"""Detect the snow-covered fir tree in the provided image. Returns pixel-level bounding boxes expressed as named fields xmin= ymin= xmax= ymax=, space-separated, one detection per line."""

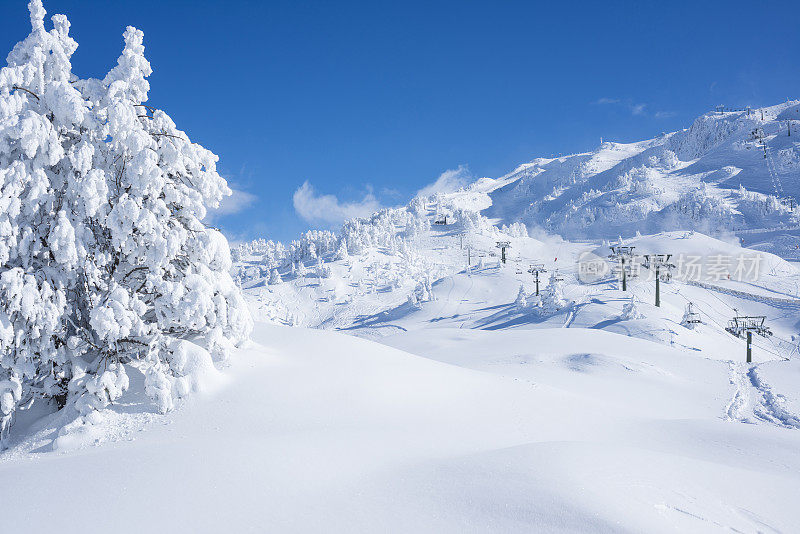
xmin=269 ymin=269 xmax=283 ymax=285
xmin=0 ymin=1 xmax=251 ymax=443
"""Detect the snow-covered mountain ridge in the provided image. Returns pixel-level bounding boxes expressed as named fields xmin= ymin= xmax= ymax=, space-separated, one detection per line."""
xmin=473 ymin=101 xmax=800 ymax=240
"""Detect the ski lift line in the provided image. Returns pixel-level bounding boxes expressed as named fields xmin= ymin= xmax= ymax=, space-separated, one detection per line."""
xmin=750 ymin=336 xmax=790 ymax=361
xmin=675 ymin=288 xmax=786 ymax=360
xmin=676 ymin=278 xmax=737 ymax=316
xmin=675 ymin=289 xmax=797 ymax=357
xmin=764 ymin=335 xmax=794 ymax=361
xmin=671 ymin=286 xmax=732 ymax=332
xmin=767 ymin=145 xmax=785 ymax=196
xmin=701 ymin=283 xmax=739 ymax=313
xmin=763 ymin=142 xmax=786 ymax=198
xmin=670 ymin=284 xmax=793 ymax=359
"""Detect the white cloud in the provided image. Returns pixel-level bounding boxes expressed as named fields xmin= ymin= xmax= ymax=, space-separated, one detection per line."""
xmin=595 ymin=97 xmax=620 ymax=105
xmin=417 ymin=165 xmax=471 ymax=197
xmin=655 ymin=111 xmax=676 ymax=119
xmin=206 ymin=187 xmax=257 ymax=222
xmin=293 ymin=181 xmax=383 ymax=225
xmin=630 ymin=103 xmax=646 ymax=116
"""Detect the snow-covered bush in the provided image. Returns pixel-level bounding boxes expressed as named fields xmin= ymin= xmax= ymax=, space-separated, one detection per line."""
xmin=0 ymin=1 xmax=251 ymax=444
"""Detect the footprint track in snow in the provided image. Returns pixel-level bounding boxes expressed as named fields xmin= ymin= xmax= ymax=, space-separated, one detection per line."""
xmin=725 ymin=362 xmax=800 ymax=429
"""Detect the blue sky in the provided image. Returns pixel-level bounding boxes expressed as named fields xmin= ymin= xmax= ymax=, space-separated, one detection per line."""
xmin=2 ymin=0 xmax=798 ymax=242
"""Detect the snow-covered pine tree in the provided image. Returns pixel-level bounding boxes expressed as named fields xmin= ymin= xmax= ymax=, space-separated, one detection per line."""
xmin=0 ymin=1 xmax=252 ymax=443
xmin=269 ymin=269 xmax=283 ymax=285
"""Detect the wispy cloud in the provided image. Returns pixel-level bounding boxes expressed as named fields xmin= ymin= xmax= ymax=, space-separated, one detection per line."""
xmin=630 ymin=103 xmax=646 ymax=116
xmin=595 ymin=97 xmax=620 ymax=105
xmin=417 ymin=165 xmax=471 ymax=197
xmin=205 ymin=185 xmax=258 ymax=223
xmin=593 ymin=97 xmax=671 ymax=118
xmin=293 ymin=181 xmax=383 ymax=225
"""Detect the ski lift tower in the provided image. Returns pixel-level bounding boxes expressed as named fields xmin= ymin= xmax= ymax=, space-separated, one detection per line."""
xmin=608 ymin=245 xmax=638 ymax=291
xmin=726 ymin=311 xmax=772 ymax=363
xmin=643 ymin=254 xmax=675 ymax=307
xmin=527 ymin=263 xmax=547 ymax=296
xmin=496 ymin=241 xmax=511 ymax=264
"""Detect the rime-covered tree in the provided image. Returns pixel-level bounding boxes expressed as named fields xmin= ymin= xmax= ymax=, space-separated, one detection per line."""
xmin=0 ymin=1 xmax=251 ymax=443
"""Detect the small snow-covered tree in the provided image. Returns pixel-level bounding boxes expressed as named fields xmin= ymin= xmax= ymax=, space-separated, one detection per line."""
xmin=621 ymin=295 xmax=645 ymax=320
xmin=541 ymin=273 xmax=567 ymax=311
xmin=316 ymin=259 xmax=331 ymax=279
xmin=514 ymin=284 xmax=527 ymax=309
xmin=335 ymin=240 xmax=349 ymax=261
xmin=408 ymin=196 xmax=426 ymax=217
xmin=269 ymin=269 xmax=283 ymax=285
xmin=0 ymin=1 xmax=252 ymax=443
xmin=408 ymin=275 xmax=434 ymax=308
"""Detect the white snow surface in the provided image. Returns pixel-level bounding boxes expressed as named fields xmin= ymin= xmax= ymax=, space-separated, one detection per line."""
xmin=2 ymin=323 xmax=800 ymax=533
